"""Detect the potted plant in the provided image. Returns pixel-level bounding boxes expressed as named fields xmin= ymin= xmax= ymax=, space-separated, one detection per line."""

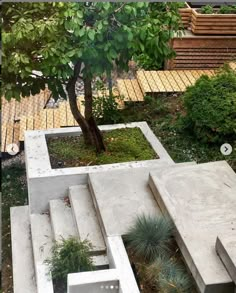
xmin=191 ymin=4 xmax=236 ymax=35
xmin=178 ymin=2 xmax=192 ymax=29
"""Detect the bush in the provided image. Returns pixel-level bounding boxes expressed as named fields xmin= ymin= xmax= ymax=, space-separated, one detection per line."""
xmin=45 ymin=237 xmax=94 ymax=284
xmin=146 ymin=254 xmax=193 ymax=292
xmin=182 ymin=67 xmax=236 ymax=143
xmin=124 ymin=214 xmax=173 ymax=262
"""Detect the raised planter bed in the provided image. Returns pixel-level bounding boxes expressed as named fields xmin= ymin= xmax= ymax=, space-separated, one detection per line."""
xmin=178 ymin=2 xmax=192 ymax=29
xmin=191 ymin=8 xmax=236 ymax=35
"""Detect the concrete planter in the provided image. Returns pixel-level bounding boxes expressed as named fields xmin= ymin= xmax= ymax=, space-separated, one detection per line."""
xmin=191 ymin=8 xmax=236 ymax=35
xmin=25 ymin=122 xmax=173 ymax=213
xmin=179 ymin=2 xmax=192 ymax=29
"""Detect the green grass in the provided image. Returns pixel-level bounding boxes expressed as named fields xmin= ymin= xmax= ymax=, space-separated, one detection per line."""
xmin=119 ymin=95 xmax=236 ymax=171
xmin=2 ymin=163 xmax=28 ymax=293
xmin=47 ymin=127 xmax=158 ymax=168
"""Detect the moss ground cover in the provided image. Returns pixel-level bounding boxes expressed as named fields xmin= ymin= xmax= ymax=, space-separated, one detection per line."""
xmin=47 ymin=127 xmax=158 ymax=168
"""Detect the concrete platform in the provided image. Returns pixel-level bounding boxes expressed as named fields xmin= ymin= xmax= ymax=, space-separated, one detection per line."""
xmin=149 ymin=161 xmax=236 ymax=293
xmin=49 ymin=199 xmax=78 ymax=242
xmin=10 ymin=206 xmax=37 ymax=293
xmin=88 ymin=162 xmax=194 ymax=237
xmin=69 ymin=185 xmax=106 ymax=255
xmin=216 ymin=233 xmax=236 ymax=284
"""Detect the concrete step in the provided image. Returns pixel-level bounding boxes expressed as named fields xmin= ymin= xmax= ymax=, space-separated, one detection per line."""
xmin=69 ymin=185 xmax=106 ymax=255
xmin=216 ymin=234 xmax=236 ymax=284
xmin=30 ymin=213 xmax=53 ymax=266
xmin=92 ymin=254 xmax=109 ymax=270
xmin=88 ymin=162 xmax=194 ymax=237
xmin=148 ymin=161 xmax=235 ymax=293
xmin=49 ymin=199 xmax=78 ymax=242
xmin=10 ymin=206 xmax=37 ymax=293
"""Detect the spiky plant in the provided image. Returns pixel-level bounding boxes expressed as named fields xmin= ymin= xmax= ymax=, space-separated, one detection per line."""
xmin=145 ymin=254 xmax=193 ymax=292
xmin=124 ymin=214 xmax=173 ymax=262
xmin=45 ymin=237 xmax=94 ymax=284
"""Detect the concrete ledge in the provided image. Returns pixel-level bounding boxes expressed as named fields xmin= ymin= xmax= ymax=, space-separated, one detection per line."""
xmin=36 ymin=263 xmax=53 ymax=293
xmin=216 ymin=234 xmax=236 ymax=284
xmin=25 ymin=122 xmax=173 ymax=213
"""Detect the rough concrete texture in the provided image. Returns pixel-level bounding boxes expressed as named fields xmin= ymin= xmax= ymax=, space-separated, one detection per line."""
xmin=69 ymin=185 xmax=106 ymax=254
xmin=49 ymin=199 xmax=78 ymax=242
xmin=149 ymin=161 xmax=236 ymax=293
xmin=67 ymin=269 xmax=119 ymax=293
xmin=88 ymin=162 xmax=193 ymax=237
xmin=25 ymin=122 xmax=173 ymax=213
xmin=216 ymin=234 xmax=236 ymax=284
xmin=92 ymin=255 xmax=109 ymax=270
xmin=10 ymin=206 xmax=37 ymax=293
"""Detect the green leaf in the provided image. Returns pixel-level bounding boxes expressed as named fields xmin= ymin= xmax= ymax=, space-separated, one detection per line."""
xmin=88 ymin=30 xmax=95 ymax=41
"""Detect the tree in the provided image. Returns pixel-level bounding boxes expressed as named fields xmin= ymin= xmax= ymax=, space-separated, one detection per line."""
xmin=2 ymin=2 xmax=181 ymax=152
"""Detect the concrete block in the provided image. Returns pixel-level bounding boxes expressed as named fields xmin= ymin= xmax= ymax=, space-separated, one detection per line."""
xmin=69 ymin=185 xmax=106 ymax=255
xmin=149 ymin=161 xmax=236 ymax=293
xmin=67 ymin=269 xmax=119 ymax=293
xmin=49 ymin=199 xmax=78 ymax=242
xmin=25 ymin=122 xmax=173 ymax=213
xmin=10 ymin=206 xmax=37 ymax=293
xmin=216 ymin=234 xmax=236 ymax=284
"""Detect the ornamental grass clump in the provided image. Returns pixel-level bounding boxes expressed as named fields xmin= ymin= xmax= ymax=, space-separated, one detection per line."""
xmin=124 ymin=214 xmax=173 ymax=262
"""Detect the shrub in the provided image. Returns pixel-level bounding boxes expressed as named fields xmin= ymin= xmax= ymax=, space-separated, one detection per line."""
xmin=200 ymin=5 xmax=214 ymax=14
xmin=146 ymin=254 xmax=193 ymax=292
xmin=124 ymin=214 xmax=173 ymax=262
xmin=182 ymin=67 xmax=236 ymax=144
xmin=45 ymin=237 xmax=94 ymax=284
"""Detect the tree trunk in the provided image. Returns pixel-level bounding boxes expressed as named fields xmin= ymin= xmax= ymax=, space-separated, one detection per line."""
xmin=84 ymin=76 xmax=106 ymax=152
xmin=67 ymin=61 xmax=106 ymax=153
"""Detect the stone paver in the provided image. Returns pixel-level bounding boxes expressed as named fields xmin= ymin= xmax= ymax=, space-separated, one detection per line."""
xmin=149 ymin=161 xmax=236 ymax=293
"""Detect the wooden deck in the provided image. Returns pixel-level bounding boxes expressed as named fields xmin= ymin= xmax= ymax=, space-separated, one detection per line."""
xmin=1 ymin=68 xmax=219 ymax=154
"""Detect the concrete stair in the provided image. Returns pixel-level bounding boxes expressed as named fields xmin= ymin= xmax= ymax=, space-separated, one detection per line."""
xmin=10 ymin=206 xmax=37 ymax=293
xmin=69 ymin=185 xmax=106 ymax=255
xmin=49 ymin=199 xmax=78 ymax=242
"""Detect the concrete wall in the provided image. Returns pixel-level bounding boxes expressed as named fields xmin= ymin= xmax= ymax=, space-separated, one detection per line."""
xmin=25 ymin=122 xmax=173 ymax=213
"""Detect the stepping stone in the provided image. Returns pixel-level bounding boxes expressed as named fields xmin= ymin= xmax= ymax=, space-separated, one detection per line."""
xmin=49 ymin=199 xmax=78 ymax=242
xmin=69 ymin=185 xmax=106 ymax=255
xmin=149 ymin=161 xmax=236 ymax=293
xmin=216 ymin=233 xmax=236 ymax=284
xmin=11 ymin=206 xmax=37 ymax=293
xmin=88 ymin=162 xmax=193 ymax=237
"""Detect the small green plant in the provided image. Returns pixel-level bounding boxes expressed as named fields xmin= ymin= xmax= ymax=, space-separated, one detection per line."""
xmin=200 ymin=5 xmax=214 ymax=14
xmin=182 ymin=67 xmax=236 ymax=144
xmin=92 ymin=79 xmax=123 ymax=124
xmin=146 ymin=254 xmax=193 ymax=292
xmin=45 ymin=238 xmax=94 ymax=285
xmin=218 ymin=5 xmax=234 ymax=14
xmin=177 ymin=2 xmax=187 ymax=9
xmin=124 ymin=214 xmax=173 ymax=262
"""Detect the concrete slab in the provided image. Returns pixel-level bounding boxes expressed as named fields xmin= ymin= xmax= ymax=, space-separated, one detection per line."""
xmin=49 ymin=199 xmax=78 ymax=242
xmin=149 ymin=161 xmax=236 ymax=293
xmin=216 ymin=233 xmax=236 ymax=284
xmin=24 ymin=122 xmax=174 ymax=213
xmin=10 ymin=206 xmax=37 ymax=293
xmin=88 ymin=162 xmax=193 ymax=237
xmin=69 ymin=185 xmax=106 ymax=254
xmin=30 ymin=214 xmax=53 ymax=265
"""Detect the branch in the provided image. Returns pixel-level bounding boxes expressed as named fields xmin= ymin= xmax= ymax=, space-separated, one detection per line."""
xmin=114 ymin=3 xmax=126 ymax=13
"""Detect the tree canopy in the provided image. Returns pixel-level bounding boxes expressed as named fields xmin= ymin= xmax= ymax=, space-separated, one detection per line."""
xmin=2 ymin=2 xmax=181 ymax=100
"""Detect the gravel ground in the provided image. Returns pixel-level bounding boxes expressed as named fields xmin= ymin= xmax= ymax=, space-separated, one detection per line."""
xmin=2 ymin=151 xmax=25 ymax=168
